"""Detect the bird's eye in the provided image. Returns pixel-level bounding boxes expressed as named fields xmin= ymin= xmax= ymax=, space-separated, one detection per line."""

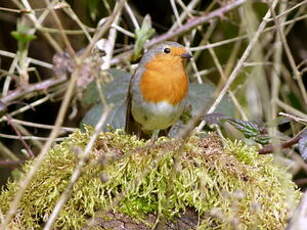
xmin=163 ymin=47 xmax=171 ymax=53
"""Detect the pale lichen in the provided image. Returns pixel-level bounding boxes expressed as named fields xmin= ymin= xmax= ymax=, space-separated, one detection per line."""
xmin=0 ymin=128 xmax=301 ymax=229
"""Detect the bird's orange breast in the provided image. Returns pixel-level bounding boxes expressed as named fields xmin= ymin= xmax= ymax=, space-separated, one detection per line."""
xmin=140 ymin=54 xmax=189 ymax=105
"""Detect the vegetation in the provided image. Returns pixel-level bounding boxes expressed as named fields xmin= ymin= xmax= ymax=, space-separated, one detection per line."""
xmin=0 ymin=0 xmax=306 ymax=229
xmin=0 ymin=129 xmax=300 ymax=229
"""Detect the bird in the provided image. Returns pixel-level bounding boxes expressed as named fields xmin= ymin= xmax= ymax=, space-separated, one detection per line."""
xmin=125 ymin=41 xmax=191 ymax=139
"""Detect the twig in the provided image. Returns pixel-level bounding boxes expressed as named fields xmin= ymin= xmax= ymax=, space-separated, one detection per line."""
xmin=278 ymin=112 xmax=307 ymax=123
xmin=13 ymin=0 xmax=62 ymax=53
xmin=0 ymin=141 xmax=19 ymax=161
xmin=270 ymin=1 xmax=287 ymax=137
xmin=0 ymin=50 xmax=53 ymax=69
xmin=258 ymin=128 xmax=305 ymax=154
xmin=186 ymin=19 xmax=217 ymax=73
xmin=175 ymin=0 xmax=194 ymax=18
xmin=0 ymin=160 xmax=25 ymax=167
xmin=207 ymin=41 xmax=248 ymax=120
xmin=0 ymin=93 xmax=58 ymax=123
xmin=277 ymin=99 xmax=307 ymax=121
xmin=80 ymin=0 xmax=126 ymax=60
xmin=0 ymin=76 xmax=66 ymax=111
xmin=112 ymin=24 xmax=135 ymax=38
xmin=0 ymin=7 xmax=25 ymax=13
xmin=63 ymin=7 xmax=92 ymax=42
xmin=42 ymin=0 xmax=75 ymax=56
xmin=0 ymin=133 xmax=65 ymax=141
xmin=279 ymin=112 xmax=307 ymax=124
xmin=2 ymin=117 xmax=76 ymax=132
xmin=169 ymin=0 xmax=200 ymax=31
xmin=3 ymin=51 xmax=18 ymax=96
xmin=5 ymin=116 xmax=34 ymax=158
xmin=268 ymin=0 xmax=307 ymax=21
xmin=170 ymin=0 xmax=202 ymax=85
xmin=100 ymin=9 xmax=122 ymax=70
xmin=9 ymin=121 xmax=44 ymax=149
xmin=124 ymin=2 xmax=140 ymax=30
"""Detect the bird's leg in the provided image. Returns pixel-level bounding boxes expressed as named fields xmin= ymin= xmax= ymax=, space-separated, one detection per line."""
xmin=150 ymin=130 xmax=160 ymax=142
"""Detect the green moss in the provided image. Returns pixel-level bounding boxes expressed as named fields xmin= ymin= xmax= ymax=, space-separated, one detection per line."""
xmin=0 ymin=129 xmax=300 ymax=229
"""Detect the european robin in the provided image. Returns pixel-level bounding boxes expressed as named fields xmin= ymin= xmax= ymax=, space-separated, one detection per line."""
xmin=125 ymin=41 xmax=191 ymax=139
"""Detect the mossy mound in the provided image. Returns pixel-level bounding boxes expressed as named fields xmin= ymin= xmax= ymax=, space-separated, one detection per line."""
xmin=0 ymin=128 xmax=300 ymax=229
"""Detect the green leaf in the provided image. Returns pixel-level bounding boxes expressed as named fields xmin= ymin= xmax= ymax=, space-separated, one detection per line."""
xmin=81 ymin=69 xmax=130 ymax=129
xmin=227 ymin=119 xmax=270 ymax=145
xmin=82 ymin=69 xmax=131 ymax=106
xmin=132 ymin=15 xmax=155 ymax=61
xmin=82 ymin=102 xmax=126 ymax=130
xmin=11 ymin=24 xmax=36 ymax=51
xmin=187 ymin=83 xmax=235 ymax=117
xmin=87 ymin=0 xmax=101 ymax=21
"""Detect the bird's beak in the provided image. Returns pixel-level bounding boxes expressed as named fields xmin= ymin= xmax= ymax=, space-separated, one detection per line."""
xmin=181 ymin=52 xmax=192 ymax=59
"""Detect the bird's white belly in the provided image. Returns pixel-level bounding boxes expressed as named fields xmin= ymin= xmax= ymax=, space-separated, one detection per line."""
xmin=132 ymin=101 xmax=183 ymax=131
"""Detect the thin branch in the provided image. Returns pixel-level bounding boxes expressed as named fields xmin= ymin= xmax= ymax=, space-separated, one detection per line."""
xmin=190 ymin=13 xmax=307 ymax=52
xmin=0 ymin=76 xmax=66 ymax=110
xmin=206 ymin=41 xmax=248 ymax=120
xmin=0 ymin=160 xmax=25 ymax=167
xmin=0 ymin=93 xmax=58 ymax=123
xmin=100 ymin=9 xmax=122 ymax=70
xmin=0 ymin=141 xmax=19 ymax=161
xmin=277 ymin=99 xmax=307 ymax=121
xmin=42 ymin=0 xmax=75 ymax=56
xmin=279 ymin=112 xmax=307 ymax=124
xmin=2 ymin=117 xmax=76 ymax=132
xmin=268 ymin=0 xmax=307 ymax=21
xmin=124 ymin=2 xmax=140 ymax=30
xmin=0 ymin=50 xmax=53 ymax=69
xmin=258 ymin=128 xmax=305 ymax=154
xmin=270 ymin=1 xmax=287 ymax=137
xmin=5 ymin=116 xmax=34 ymax=158
xmin=0 ymin=133 xmax=65 ymax=141
xmin=169 ymin=0 xmax=200 ymax=31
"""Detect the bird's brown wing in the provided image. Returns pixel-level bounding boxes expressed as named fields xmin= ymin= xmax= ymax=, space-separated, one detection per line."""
xmin=125 ymin=73 xmax=144 ymax=138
